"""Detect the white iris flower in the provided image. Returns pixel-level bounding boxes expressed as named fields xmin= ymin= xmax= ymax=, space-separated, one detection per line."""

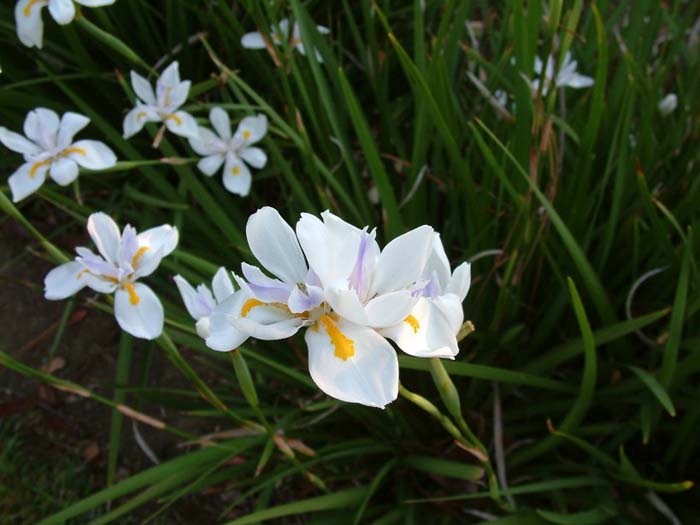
xmin=188 ymin=108 xmax=268 ymax=197
xmin=174 ymin=268 xmax=235 ymax=339
xmin=204 ymin=207 xmax=471 ymax=409
xmin=241 ymin=18 xmax=330 ymax=62
xmin=15 ymin=0 xmax=116 ymax=49
xmin=123 ymin=62 xmax=199 ymax=141
xmin=44 ymin=212 xmax=179 ymax=340
xmin=528 ymin=52 xmax=594 ymax=96
xmin=0 ymin=107 xmax=117 ymax=202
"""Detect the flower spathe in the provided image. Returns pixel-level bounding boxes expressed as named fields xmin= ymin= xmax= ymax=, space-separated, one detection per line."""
xmin=15 ymin=0 xmax=116 ymax=49
xmin=123 ymin=62 xmax=199 ymax=140
xmin=174 ymin=267 xmax=235 ymax=338
xmin=241 ymin=18 xmax=330 ymax=62
xmin=44 ymin=212 xmax=179 ymax=340
xmin=0 ymin=107 xmax=117 ymax=202
xmin=528 ymin=52 xmax=593 ymax=96
xmin=204 ymin=207 xmax=471 ymax=408
xmin=188 ymin=108 xmax=268 ymax=197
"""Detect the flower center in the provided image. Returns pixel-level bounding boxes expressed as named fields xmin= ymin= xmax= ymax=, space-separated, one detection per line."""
xmin=23 ymin=0 xmax=46 ymax=16
xmin=242 ymin=130 xmax=251 ymax=140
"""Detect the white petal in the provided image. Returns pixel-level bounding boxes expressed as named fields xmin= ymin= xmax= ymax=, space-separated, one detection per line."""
xmin=241 ymin=31 xmax=267 ymax=49
xmin=239 ymin=147 xmax=267 ymax=169
xmin=188 ymin=126 xmax=221 ymax=156
xmin=246 ymin=207 xmax=307 ymax=284
xmin=195 ymin=317 xmax=211 ymax=338
xmin=317 ymin=25 xmax=331 ymax=34
xmin=44 ymin=261 xmax=87 ymax=300
xmin=122 ymin=106 xmax=159 ymax=139
xmin=157 ymin=61 xmax=180 ymax=92
xmin=167 ymin=81 xmax=190 ymax=110
xmin=234 ymin=114 xmax=267 ymax=145
xmin=381 ymin=297 xmax=458 ymax=359
xmin=446 ymin=262 xmax=471 ymax=302
xmin=197 ymin=154 xmax=225 ymax=176
xmin=364 ymin=290 xmax=414 ymax=328
xmin=206 ymin=294 xmax=249 ymax=351
xmin=296 ymin=211 xmax=361 ymax=289
xmin=137 ymin=224 xmax=179 ymax=257
xmin=87 ymin=212 xmax=121 ymax=264
xmin=24 ymin=108 xmax=59 ymax=150
xmin=75 ymin=0 xmax=117 ymax=7
xmin=0 ymin=127 xmax=41 ymax=155
xmin=241 ymin=262 xmax=292 ymax=303
xmin=563 ymin=73 xmax=594 ymax=89
xmin=164 ymin=111 xmax=199 ymax=139
xmin=325 ymin=287 xmax=368 ymax=326
xmin=49 ymin=157 xmax=79 ymax=186
xmin=48 ymin=0 xmax=76 ymax=24
xmin=222 ymin=156 xmax=252 ymax=196
xmin=114 ymin=283 xmax=164 ymax=340
xmin=287 ymin=284 xmax=324 ymax=314
xmin=174 ymin=275 xmax=209 ymax=320
xmin=305 ymin=320 xmax=398 ymax=408
xmin=66 ymin=140 xmax=117 ymax=170
xmin=130 ymin=71 xmax=156 ymax=105
xmin=56 ymin=112 xmax=90 ymax=149
xmin=211 ymin=267 xmax=235 ymax=303
xmin=209 ymin=107 xmax=231 ymax=140
xmin=15 ymin=0 xmax=45 ymax=48
xmin=433 ymin=294 xmax=465 ymax=334
xmin=370 ymin=225 xmax=434 ymax=295
xmin=8 ymin=162 xmax=46 ymax=202
xmin=423 ymin=233 xmax=451 ymax=289
xmin=83 ymin=273 xmax=118 ymax=294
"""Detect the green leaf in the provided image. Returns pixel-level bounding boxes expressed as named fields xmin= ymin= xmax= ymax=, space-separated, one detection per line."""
xmin=536 ymin=507 xmax=612 ymax=525
xmin=627 ymin=366 xmax=676 ymax=416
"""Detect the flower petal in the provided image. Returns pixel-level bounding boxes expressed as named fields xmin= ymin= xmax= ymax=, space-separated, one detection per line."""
xmin=8 ymin=162 xmax=46 ymax=202
xmin=49 ymin=157 xmax=79 ymax=186
xmin=15 ymin=0 xmax=45 ymax=48
xmin=288 ymin=284 xmax=324 ymax=314
xmin=241 ymin=262 xmax=292 ymax=303
xmin=0 ymin=127 xmax=41 ymax=156
xmin=137 ymin=224 xmax=179 ymax=257
xmin=234 ymin=114 xmax=267 ymax=145
xmin=433 ymin=294 xmax=465 ymax=334
xmin=24 ymin=107 xmax=59 ymax=150
xmin=325 ymin=287 xmax=368 ymax=326
xmin=87 ymin=212 xmax=121 ymax=264
xmin=370 ymin=225 xmax=434 ymax=296
xmin=66 ymin=140 xmax=117 ymax=170
xmin=48 ymin=0 xmax=76 ymax=24
xmin=164 ymin=111 xmax=199 ymax=139
xmin=239 ymin=146 xmax=267 ymax=169
xmin=156 ymin=62 xmax=181 ymax=99
xmin=246 ymin=207 xmax=307 ymax=284
xmin=446 ymin=262 xmax=471 ymax=302
xmin=364 ymin=290 xmax=414 ymax=328
xmin=75 ymin=0 xmax=117 ymax=8
xmin=222 ymin=156 xmax=252 ymax=196
xmin=44 ymin=261 xmax=87 ymax=300
xmin=381 ymin=297 xmax=459 ymax=359
xmin=188 ymin=126 xmax=221 ymax=156
xmin=196 ymin=154 xmax=225 ymax=176
xmin=423 ymin=233 xmax=451 ymax=290
xmin=563 ymin=73 xmax=594 ymax=89
xmin=241 ymin=31 xmax=266 ymax=49
xmin=130 ymin=71 xmax=156 ymax=105
xmin=211 ymin=267 xmax=235 ymax=303
xmin=114 ymin=283 xmax=164 ymax=340
xmin=56 ymin=112 xmax=90 ymax=150
xmin=123 ymin=106 xmax=159 ymax=139
xmin=167 ymin=81 xmax=190 ymax=110
xmin=174 ymin=275 xmax=211 ymax=320
xmin=305 ymin=320 xmax=398 ymax=408
xmin=206 ymin=294 xmax=249 ymax=351
xmin=209 ymin=107 xmax=231 ymax=140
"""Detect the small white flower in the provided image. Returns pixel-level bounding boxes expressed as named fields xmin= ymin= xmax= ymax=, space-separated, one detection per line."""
xmin=44 ymin=212 xmax=179 ymax=340
xmin=241 ymin=18 xmax=330 ymax=62
xmin=15 ymin=0 xmax=116 ymax=49
xmin=188 ymin=108 xmax=268 ymax=197
xmin=123 ymin=62 xmax=199 ymax=141
xmin=528 ymin=52 xmax=593 ymax=96
xmin=204 ymin=207 xmax=468 ymax=409
xmin=658 ymin=94 xmax=678 ymax=117
xmin=174 ymin=268 xmax=235 ymax=338
xmin=0 ymin=107 xmax=117 ymax=202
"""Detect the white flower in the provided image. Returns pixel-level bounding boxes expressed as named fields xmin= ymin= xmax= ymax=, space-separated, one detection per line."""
xmin=44 ymin=212 xmax=178 ymax=340
xmin=123 ymin=62 xmax=199 ymax=140
xmin=241 ymin=18 xmax=330 ymax=62
xmin=528 ymin=52 xmax=593 ymax=96
xmin=205 ymin=207 xmax=467 ymax=409
xmin=381 ymin=233 xmax=471 ymax=359
xmin=0 ymin=107 xmax=117 ymax=202
xmin=658 ymin=94 xmax=678 ymax=117
xmin=174 ymin=267 xmax=235 ymax=338
xmin=188 ymin=108 xmax=268 ymax=197
xmin=15 ymin=0 xmax=116 ymax=49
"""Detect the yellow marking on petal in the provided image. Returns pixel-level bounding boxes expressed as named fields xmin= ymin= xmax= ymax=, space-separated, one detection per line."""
xmin=319 ymin=314 xmax=355 ymax=361
xmin=404 ymin=315 xmax=420 ymax=333
xmin=29 ymin=159 xmax=51 ymax=178
xmin=76 ymin=269 xmax=89 ymax=279
xmin=59 ymin=147 xmax=87 ymax=158
xmin=164 ymin=86 xmax=172 ymax=107
xmin=131 ymin=246 xmax=149 ymax=268
xmin=242 ymin=130 xmax=251 ymax=140
xmin=136 ymin=111 xmax=147 ymax=121
xmin=241 ymin=298 xmax=264 ymax=317
xmin=124 ymin=282 xmax=140 ymax=305
xmin=105 ymin=276 xmax=120 ymax=284
xmin=232 ymin=165 xmax=241 ymax=176
xmin=163 ymin=113 xmax=183 ymax=126
xmin=240 ymin=298 xmax=305 ymax=318
xmin=24 ymin=0 xmax=46 ymax=16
